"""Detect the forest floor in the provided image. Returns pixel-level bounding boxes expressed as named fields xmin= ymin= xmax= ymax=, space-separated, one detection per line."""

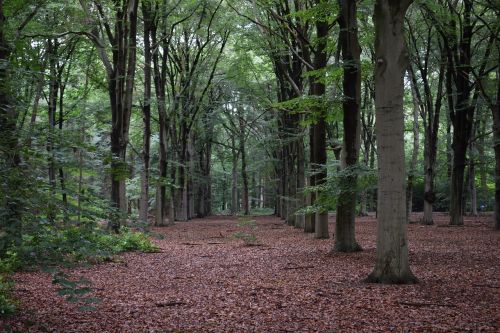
xmin=1 ymin=213 xmax=499 ymax=333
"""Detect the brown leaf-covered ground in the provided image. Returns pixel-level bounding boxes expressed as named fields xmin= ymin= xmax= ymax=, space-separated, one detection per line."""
xmin=2 ymin=213 xmax=499 ymax=332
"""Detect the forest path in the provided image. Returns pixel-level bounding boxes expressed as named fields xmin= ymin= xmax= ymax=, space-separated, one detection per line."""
xmin=3 ymin=214 xmax=499 ymax=332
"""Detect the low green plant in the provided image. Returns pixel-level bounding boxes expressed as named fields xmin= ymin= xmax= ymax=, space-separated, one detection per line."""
xmin=233 ymin=219 xmax=259 ymax=246
xmin=0 ymin=251 xmax=19 ymax=316
xmin=51 ymin=270 xmax=100 ymax=312
xmin=0 ymin=222 xmax=159 ymax=316
xmin=0 ymin=275 xmax=16 ymax=316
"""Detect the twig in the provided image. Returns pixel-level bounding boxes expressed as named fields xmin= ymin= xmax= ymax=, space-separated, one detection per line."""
xmin=282 ymin=265 xmax=315 ymax=270
xmin=155 ymin=301 xmax=186 ymax=307
xmin=398 ymin=301 xmax=456 ymax=308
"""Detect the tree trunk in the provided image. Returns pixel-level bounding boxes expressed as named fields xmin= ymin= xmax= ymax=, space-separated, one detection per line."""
xmin=366 ymin=0 xmax=417 ymax=284
xmin=139 ymin=1 xmax=152 ymax=224
xmin=47 ymin=38 xmax=58 ymax=223
xmin=58 ymin=67 xmax=69 ymax=222
xmin=231 ymin=136 xmax=238 ymax=215
xmin=314 ymin=118 xmax=329 ymax=239
xmin=238 ymin=107 xmax=250 ymax=215
xmin=477 ymin=116 xmax=487 ymax=206
xmin=406 ymin=78 xmax=420 ymax=223
xmin=100 ymin=0 xmax=139 ymax=231
xmin=295 ymin=135 xmax=305 ymax=228
xmin=334 ymin=0 xmax=362 ymax=252
xmin=468 ymin=157 xmax=477 ymax=216
xmin=304 ymin=138 xmax=315 ymax=233
xmin=311 ymin=10 xmax=329 ymax=239
xmin=0 ymin=1 xmax=22 ymax=251
xmin=493 ymin=67 xmax=500 ymax=230
xmin=448 ymin=0 xmax=474 ymax=226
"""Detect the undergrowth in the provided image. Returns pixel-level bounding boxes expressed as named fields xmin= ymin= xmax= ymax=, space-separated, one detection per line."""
xmin=0 ymin=223 xmax=159 ymax=316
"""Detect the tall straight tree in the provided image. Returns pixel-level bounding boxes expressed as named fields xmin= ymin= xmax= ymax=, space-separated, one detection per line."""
xmin=423 ymin=0 xmax=495 ymax=225
xmin=139 ymin=0 xmax=153 ymax=224
xmin=80 ymin=0 xmax=139 ymax=231
xmin=366 ymin=0 xmax=417 ymax=284
xmin=333 ymin=0 xmax=362 ymax=252
xmin=406 ymin=11 xmax=445 ymax=225
xmin=494 ymin=68 xmax=500 ymax=230
xmin=311 ymin=0 xmax=329 ymax=239
xmin=0 ymin=0 xmax=21 ymax=250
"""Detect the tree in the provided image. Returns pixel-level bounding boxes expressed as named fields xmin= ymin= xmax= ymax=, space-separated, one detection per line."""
xmin=366 ymin=0 xmax=417 ymax=284
xmin=406 ymin=8 xmax=445 ymax=225
xmin=0 ymin=0 xmax=21 ymax=251
xmin=333 ymin=0 xmax=362 ymax=252
xmin=138 ymin=0 xmax=153 ymax=224
xmin=310 ymin=0 xmax=330 ymax=239
xmin=80 ymin=0 xmax=140 ymax=231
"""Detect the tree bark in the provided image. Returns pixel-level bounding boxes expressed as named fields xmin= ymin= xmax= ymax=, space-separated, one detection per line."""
xmin=311 ymin=7 xmax=329 ymax=239
xmin=366 ymin=0 xmax=417 ymax=284
xmin=231 ymin=136 xmax=239 ymax=215
xmin=447 ymin=0 xmax=474 ymax=226
xmin=139 ymin=1 xmax=153 ymax=224
xmin=47 ymin=38 xmax=58 ymax=223
xmin=334 ymin=0 xmax=362 ymax=252
xmin=238 ymin=107 xmax=250 ymax=215
xmin=406 ymin=77 xmax=420 ymax=223
xmin=81 ymin=0 xmax=140 ymax=231
xmin=295 ymin=135 xmax=305 ymax=228
xmin=0 ymin=1 xmax=22 ymax=251
xmin=493 ymin=68 xmax=500 ymax=230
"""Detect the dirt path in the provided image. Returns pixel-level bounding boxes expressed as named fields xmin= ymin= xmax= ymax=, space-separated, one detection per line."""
xmin=2 ymin=214 xmax=499 ymax=332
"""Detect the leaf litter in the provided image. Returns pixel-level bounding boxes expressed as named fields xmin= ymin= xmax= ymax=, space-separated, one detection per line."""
xmin=1 ymin=213 xmax=498 ymax=332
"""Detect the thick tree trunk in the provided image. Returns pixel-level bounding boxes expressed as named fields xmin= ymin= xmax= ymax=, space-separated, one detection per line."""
xmin=448 ymin=0 xmax=474 ymax=226
xmin=366 ymin=0 xmax=417 ymax=284
xmin=0 ymin=2 xmax=22 ymax=250
xmin=106 ymin=0 xmax=139 ymax=231
xmin=334 ymin=0 xmax=362 ymax=252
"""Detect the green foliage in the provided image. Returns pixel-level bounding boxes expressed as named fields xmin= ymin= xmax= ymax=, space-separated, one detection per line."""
xmin=0 ymin=275 xmax=16 ymax=316
xmin=51 ymin=270 xmax=100 ymax=312
xmin=0 ymin=251 xmax=18 ymax=316
xmin=0 ymin=222 xmax=158 ymax=316
xmin=299 ymin=161 xmax=377 ymax=214
xmin=233 ymin=219 xmax=259 ymax=246
xmin=273 ymin=95 xmax=342 ymax=126
xmin=10 ymin=224 xmax=158 ymax=267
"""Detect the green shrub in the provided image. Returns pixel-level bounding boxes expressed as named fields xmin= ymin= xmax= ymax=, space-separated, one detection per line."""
xmin=0 ymin=252 xmax=18 ymax=316
xmin=0 ymin=275 xmax=16 ymax=316
xmin=234 ymin=219 xmax=260 ymax=246
xmin=11 ymin=223 xmax=158 ymax=267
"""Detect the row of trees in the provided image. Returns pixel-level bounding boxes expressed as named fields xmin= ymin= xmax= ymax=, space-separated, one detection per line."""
xmin=0 ymin=0 xmax=498 ymax=284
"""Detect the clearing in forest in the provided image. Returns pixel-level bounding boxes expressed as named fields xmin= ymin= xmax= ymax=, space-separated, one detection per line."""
xmin=2 ymin=214 xmax=498 ymax=332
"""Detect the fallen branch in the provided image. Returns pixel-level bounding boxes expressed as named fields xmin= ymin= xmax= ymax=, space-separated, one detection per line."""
xmin=282 ymin=265 xmax=315 ymax=270
xmin=155 ymin=301 xmax=186 ymax=307
xmin=472 ymin=284 xmax=500 ymax=289
xmin=398 ymin=301 xmax=456 ymax=308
